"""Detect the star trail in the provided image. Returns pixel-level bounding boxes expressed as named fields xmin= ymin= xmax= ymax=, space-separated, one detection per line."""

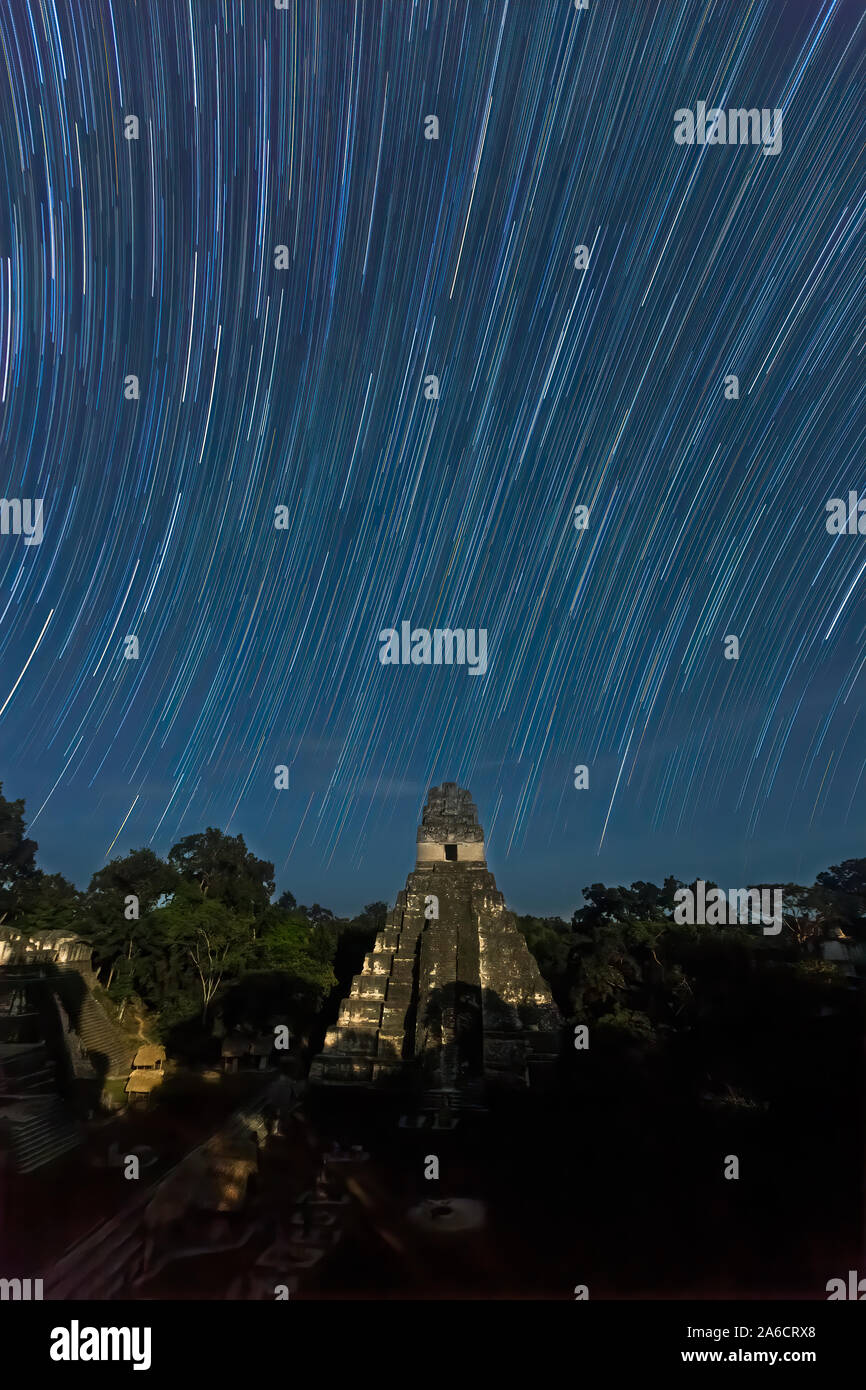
xmin=0 ymin=0 xmax=864 ymax=914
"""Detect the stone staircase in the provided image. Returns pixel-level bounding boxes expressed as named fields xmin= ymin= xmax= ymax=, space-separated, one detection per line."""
xmin=0 ymin=1040 xmax=57 ymax=1096
xmin=0 ymin=1096 xmax=82 ymax=1173
xmin=73 ymin=991 xmax=136 ymax=1077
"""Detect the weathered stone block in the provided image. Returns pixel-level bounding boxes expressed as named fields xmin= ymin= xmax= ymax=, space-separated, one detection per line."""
xmin=386 ymin=975 xmax=412 ymax=1000
xmin=338 ymin=999 xmax=382 ymax=1026
xmin=325 ymin=1025 xmax=377 ymax=1054
xmin=351 ymin=974 xmax=387 ymax=1000
xmin=380 ymin=1004 xmax=408 ymax=1032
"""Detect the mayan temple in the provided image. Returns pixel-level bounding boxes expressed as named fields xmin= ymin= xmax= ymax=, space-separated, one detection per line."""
xmin=310 ymin=784 xmax=561 ymax=1094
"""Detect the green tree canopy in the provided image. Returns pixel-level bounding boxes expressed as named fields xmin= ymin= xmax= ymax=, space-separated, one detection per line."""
xmin=83 ymin=847 xmax=179 ymax=992
xmin=148 ymin=882 xmax=257 ymax=1023
xmin=168 ymin=828 xmax=274 ymax=916
xmin=12 ymin=871 xmax=83 ymax=935
xmin=0 ymin=781 xmax=39 ymax=925
xmin=815 ymin=858 xmax=866 ymax=939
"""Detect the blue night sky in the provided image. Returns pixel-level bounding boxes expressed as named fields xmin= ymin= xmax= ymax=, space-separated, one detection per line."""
xmin=0 ymin=0 xmax=863 ymax=917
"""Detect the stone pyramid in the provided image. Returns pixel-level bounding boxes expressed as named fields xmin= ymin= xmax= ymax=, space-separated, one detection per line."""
xmin=310 ymin=783 xmax=561 ymax=1091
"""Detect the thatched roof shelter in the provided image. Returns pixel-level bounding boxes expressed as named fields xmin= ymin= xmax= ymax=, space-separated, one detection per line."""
xmin=126 ymin=1069 xmax=165 ymax=1095
xmin=132 ymin=1044 xmax=166 ymax=1070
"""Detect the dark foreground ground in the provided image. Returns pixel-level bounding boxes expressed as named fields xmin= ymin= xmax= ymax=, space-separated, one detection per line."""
xmin=300 ymin=1085 xmax=860 ymax=1300
xmin=2 ymin=1035 xmax=861 ymax=1301
xmin=131 ymin=1072 xmax=861 ymax=1301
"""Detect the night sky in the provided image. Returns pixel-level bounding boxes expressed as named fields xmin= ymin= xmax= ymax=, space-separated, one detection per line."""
xmin=0 ymin=0 xmax=863 ymax=916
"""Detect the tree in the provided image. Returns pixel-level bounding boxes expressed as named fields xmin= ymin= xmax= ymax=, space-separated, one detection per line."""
xmin=151 ymin=885 xmax=256 ymax=1023
xmin=354 ymin=901 xmax=388 ymax=934
xmin=517 ymin=915 xmax=571 ymax=1012
xmin=83 ymin=848 xmax=178 ymax=990
xmin=258 ymin=915 xmax=337 ymax=1000
xmin=13 ymin=872 xmax=83 ymax=935
xmin=815 ymin=859 xmax=866 ymax=940
xmin=0 ymin=782 xmax=38 ymax=925
xmin=756 ymin=882 xmax=823 ymax=950
xmin=168 ymin=828 xmax=274 ymax=918
xmin=216 ymin=900 xmax=338 ymax=1040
